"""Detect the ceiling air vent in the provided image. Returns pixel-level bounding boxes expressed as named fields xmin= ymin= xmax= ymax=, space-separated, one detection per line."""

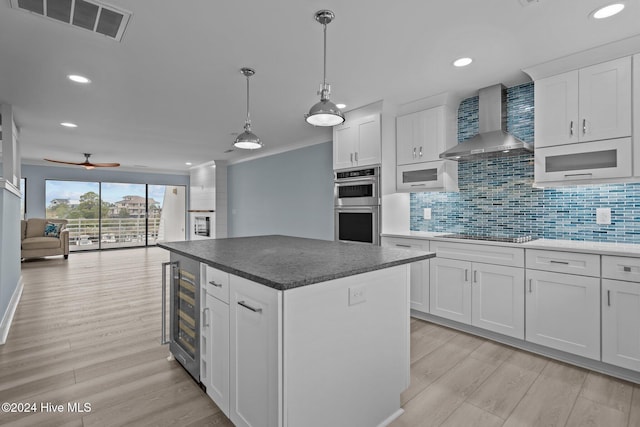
xmin=10 ymin=0 xmax=132 ymax=41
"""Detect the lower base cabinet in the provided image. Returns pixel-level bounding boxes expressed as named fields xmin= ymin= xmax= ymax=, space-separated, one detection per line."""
xmin=525 ymin=269 xmax=600 ymax=360
xmin=602 ymin=279 xmax=640 ymax=371
xmin=229 ymin=276 xmax=281 ymax=427
xmin=382 ymin=237 xmax=430 ymax=313
xmin=429 ymin=258 xmax=524 ymax=339
xmin=202 ymin=293 xmax=230 ymax=416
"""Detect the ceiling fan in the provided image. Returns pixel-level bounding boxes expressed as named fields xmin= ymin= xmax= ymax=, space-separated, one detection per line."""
xmin=44 ymin=153 xmax=120 ymax=170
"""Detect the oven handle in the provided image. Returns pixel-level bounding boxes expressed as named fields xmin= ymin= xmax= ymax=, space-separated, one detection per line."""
xmin=334 ymin=176 xmax=378 ymax=185
xmin=335 ymin=206 xmax=378 ymax=212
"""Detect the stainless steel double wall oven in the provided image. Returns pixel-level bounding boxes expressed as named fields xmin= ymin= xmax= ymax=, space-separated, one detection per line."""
xmin=334 ymin=166 xmax=381 ymax=245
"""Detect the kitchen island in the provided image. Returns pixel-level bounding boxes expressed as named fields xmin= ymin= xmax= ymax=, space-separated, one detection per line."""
xmin=159 ymin=235 xmax=435 ymax=427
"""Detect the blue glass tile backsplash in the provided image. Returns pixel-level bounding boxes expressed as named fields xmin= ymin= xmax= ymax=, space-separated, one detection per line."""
xmin=410 ymin=82 xmax=640 ymax=243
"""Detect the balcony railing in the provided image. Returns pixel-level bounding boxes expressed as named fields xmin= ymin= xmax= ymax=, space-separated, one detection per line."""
xmin=65 ymin=217 xmax=162 ymax=250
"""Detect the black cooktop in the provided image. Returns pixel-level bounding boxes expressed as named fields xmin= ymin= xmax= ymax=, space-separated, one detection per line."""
xmin=441 ymin=234 xmax=535 ymax=244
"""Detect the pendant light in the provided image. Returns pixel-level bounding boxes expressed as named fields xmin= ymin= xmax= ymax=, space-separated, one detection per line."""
xmin=305 ymin=10 xmax=345 ymax=127
xmin=234 ymin=67 xmax=263 ymax=150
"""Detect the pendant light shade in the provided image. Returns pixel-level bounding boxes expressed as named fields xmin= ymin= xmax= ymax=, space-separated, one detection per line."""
xmin=234 ymin=67 xmax=262 ymax=150
xmin=305 ymin=10 xmax=344 ymax=127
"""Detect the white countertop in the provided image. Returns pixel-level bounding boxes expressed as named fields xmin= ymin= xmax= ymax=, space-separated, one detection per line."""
xmin=381 ymin=232 xmax=640 ymax=258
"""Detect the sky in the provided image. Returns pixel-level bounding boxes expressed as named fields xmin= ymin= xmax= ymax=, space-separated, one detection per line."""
xmin=45 ymin=181 xmax=181 ymax=206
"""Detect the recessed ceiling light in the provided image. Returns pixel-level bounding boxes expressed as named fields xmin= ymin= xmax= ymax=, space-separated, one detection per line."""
xmin=67 ymin=74 xmax=91 ymax=84
xmin=453 ymin=57 xmax=473 ymax=67
xmin=336 ymin=103 xmax=346 ymax=109
xmin=185 ymin=162 xmax=192 ymax=166
xmin=60 ymin=122 xmax=78 ymax=128
xmin=591 ymin=3 xmax=625 ymax=19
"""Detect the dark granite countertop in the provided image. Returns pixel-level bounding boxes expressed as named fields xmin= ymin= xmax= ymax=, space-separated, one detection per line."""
xmin=158 ymin=235 xmax=435 ymax=291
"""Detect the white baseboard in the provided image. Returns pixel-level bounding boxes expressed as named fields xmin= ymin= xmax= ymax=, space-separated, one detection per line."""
xmin=0 ymin=276 xmax=24 ymax=345
xmin=378 ymin=409 xmax=404 ymax=427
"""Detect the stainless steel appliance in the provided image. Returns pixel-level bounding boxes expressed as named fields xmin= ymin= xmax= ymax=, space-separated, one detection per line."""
xmin=162 ymin=253 xmax=200 ymax=381
xmin=334 ymin=166 xmax=381 ymax=245
xmin=194 ymin=216 xmax=210 ymax=237
xmin=334 ymin=166 xmax=380 ymax=206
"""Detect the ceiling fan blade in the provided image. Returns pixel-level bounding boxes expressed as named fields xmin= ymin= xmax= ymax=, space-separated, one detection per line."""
xmin=91 ymin=162 xmax=121 ymax=167
xmin=44 ymin=158 xmax=84 ymax=166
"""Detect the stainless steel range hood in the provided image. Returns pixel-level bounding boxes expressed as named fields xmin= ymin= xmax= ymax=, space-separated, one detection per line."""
xmin=439 ymin=84 xmax=533 ymax=160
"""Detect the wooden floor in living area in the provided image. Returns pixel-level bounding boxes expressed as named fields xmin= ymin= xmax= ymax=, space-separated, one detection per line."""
xmin=1 ymin=247 xmax=639 ymax=427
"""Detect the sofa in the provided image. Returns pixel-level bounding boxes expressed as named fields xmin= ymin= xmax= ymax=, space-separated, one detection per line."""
xmin=21 ymin=218 xmax=70 ymax=260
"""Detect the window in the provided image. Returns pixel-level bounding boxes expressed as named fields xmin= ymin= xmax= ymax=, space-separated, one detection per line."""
xmin=46 ymin=180 xmax=186 ymax=251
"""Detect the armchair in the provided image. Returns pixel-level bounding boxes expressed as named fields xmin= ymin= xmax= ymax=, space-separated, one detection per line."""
xmin=21 ymin=218 xmax=70 ymax=260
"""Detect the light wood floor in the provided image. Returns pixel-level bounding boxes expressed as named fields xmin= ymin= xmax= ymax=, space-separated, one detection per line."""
xmin=1 ymin=248 xmax=639 ymax=427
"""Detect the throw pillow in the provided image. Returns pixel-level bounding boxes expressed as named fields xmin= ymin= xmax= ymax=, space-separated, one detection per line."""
xmin=44 ymin=222 xmax=62 ymax=238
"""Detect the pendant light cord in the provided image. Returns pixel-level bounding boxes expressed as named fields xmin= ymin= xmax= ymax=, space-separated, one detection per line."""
xmin=245 ymin=73 xmax=251 ymax=129
xmin=322 ymin=22 xmax=327 ymax=88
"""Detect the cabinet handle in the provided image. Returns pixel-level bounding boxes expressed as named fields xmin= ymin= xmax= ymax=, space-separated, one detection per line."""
xmin=607 ymin=290 xmax=611 ymax=307
xmin=410 ymin=184 xmax=426 ymax=187
xmin=473 ymin=270 xmax=477 ymax=283
xmin=464 ymin=269 xmax=468 ymax=282
xmin=564 ymin=173 xmax=593 ymax=178
xmin=549 ymin=260 xmax=570 ymax=265
xmin=238 ymin=300 xmax=262 ymax=313
xmin=582 ymin=119 xmax=587 ymax=135
xmin=413 ymin=147 xmax=417 ymax=158
xmin=203 ymin=307 xmax=210 ymax=327
xmin=395 ymin=244 xmax=412 ymax=248
xmin=209 ymin=280 xmax=223 ymax=288
xmin=529 ymin=279 xmax=532 ymax=293
xmin=419 ymin=146 xmax=423 ymax=157
xmin=623 ymin=266 xmax=632 ymax=272
xmin=354 ymin=152 xmax=358 ymax=162
xmin=570 ymin=120 xmax=574 ymax=137
xmin=350 ymin=153 xmax=353 ymax=163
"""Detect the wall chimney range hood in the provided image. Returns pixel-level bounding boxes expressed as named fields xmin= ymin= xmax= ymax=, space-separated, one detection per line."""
xmin=440 ymin=84 xmax=533 ymax=160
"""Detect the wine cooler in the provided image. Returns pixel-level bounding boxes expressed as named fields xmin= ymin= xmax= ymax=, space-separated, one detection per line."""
xmin=164 ymin=253 xmax=200 ymax=380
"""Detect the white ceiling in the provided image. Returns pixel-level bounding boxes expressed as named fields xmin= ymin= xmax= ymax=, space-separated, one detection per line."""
xmin=1 ymin=0 xmax=640 ymax=173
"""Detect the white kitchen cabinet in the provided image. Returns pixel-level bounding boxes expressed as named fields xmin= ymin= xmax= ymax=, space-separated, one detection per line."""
xmin=229 ymin=275 xmax=282 ymax=427
xmin=397 ymin=107 xmax=454 ymax=165
xmin=429 ymin=257 xmax=471 ymax=324
xmin=429 ymin=241 xmax=525 ymax=339
xmin=396 ymin=160 xmax=458 ymax=192
xmin=202 ymin=292 xmax=230 ymax=415
xmin=525 ymin=269 xmax=600 ymax=360
xmin=382 ymin=236 xmax=430 ymax=313
xmin=602 ymin=255 xmax=640 ymax=372
xmin=200 ymin=264 xmax=230 ymax=416
xmin=333 ymin=114 xmax=381 ymax=169
xmin=534 ymin=137 xmax=632 ymax=183
xmin=534 ymin=56 xmax=631 ymax=148
xmin=472 ymin=264 xmax=525 ymax=339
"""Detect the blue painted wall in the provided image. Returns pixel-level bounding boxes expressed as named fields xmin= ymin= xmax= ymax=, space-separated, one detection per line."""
xmin=411 ymin=83 xmax=640 ymax=243
xmin=228 ymin=142 xmax=334 ymax=240
xmin=21 ymin=164 xmax=189 ymax=219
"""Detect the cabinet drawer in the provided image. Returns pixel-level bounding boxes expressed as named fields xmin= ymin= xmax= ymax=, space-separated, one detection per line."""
xmin=431 ymin=241 xmax=524 ymax=267
xmin=602 ymin=256 xmax=640 ymax=282
xmin=202 ymin=264 xmax=230 ymax=303
xmin=526 ymin=249 xmax=600 ymax=277
xmin=382 ymin=236 xmax=429 ymax=251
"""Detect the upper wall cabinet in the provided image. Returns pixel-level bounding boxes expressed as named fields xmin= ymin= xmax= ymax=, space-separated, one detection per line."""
xmin=535 ymin=56 xmax=631 ymax=148
xmin=333 ymin=114 xmax=381 ymax=170
xmin=395 ymin=106 xmax=458 ymax=192
xmin=397 ymin=106 xmax=455 ymax=165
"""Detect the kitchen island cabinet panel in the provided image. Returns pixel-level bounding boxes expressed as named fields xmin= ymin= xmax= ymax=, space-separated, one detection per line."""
xmin=525 ymin=270 xmax=600 ymax=360
xmin=229 ymin=275 xmax=282 ymax=427
xmin=282 ymin=265 xmax=409 ymax=427
xmin=202 ymin=292 xmax=230 ymax=416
